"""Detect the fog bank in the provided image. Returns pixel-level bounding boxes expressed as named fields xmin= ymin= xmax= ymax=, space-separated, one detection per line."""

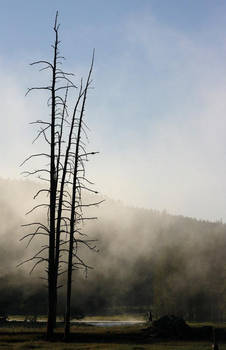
xmin=0 ymin=178 xmax=225 ymax=321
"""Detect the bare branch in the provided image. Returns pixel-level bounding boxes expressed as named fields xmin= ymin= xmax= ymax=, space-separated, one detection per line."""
xmin=20 ymin=153 xmax=50 ymax=167
xmin=26 ymin=203 xmax=49 ymax=215
xmin=30 ymin=60 xmax=54 ymax=69
xmin=26 ymin=86 xmax=51 ymax=96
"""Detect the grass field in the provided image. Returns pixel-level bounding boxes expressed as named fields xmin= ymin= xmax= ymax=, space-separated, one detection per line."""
xmin=0 ymin=341 xmax=215 ymax=350
xmin=0 ymin=318 xmax=226 ymax=349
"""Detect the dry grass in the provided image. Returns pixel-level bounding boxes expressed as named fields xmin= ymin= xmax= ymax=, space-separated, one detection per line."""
xmin=0 ymin=340 xmax=216 ymax=350
xmin=0 ymin=322 xmax=225 ymax=350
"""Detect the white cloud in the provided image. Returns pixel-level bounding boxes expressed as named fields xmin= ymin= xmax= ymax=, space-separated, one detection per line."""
xmin=86 ymin=12 xmax=226 ymax=221
xmin=2 ymin=11 xmax=226 ymax=222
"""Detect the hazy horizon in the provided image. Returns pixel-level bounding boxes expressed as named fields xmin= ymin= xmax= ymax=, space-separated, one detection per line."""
xmin=1 ymin=1 xmax=226 ymax=222
xmin=0 ymin=177 xmax=225 ymax=320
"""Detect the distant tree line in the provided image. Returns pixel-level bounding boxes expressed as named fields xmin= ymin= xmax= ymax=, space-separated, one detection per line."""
xmin=0 ymin=182 xmax=226 ymax=323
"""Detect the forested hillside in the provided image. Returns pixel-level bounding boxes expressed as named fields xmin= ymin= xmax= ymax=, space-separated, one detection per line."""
xmin=0 ymin=178 xmax=226 ymax=321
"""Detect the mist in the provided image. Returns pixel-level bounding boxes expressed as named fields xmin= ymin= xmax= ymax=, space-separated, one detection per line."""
xmin=0 ymin=177 xmax=225 ymax=321
xmin=1 ymin=5 xmax=226 ymax=223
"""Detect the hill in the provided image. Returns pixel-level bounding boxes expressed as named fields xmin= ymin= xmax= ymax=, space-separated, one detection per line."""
xmin=0 ymin=177 xmax=225 ymax=321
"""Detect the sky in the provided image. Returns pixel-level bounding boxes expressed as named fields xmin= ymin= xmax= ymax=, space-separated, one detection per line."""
xmin=1 ymin=0 xmax=226 ymax=221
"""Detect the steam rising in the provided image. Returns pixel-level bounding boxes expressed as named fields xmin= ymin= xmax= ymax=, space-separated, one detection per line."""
xmin=0 ymin=177 xmax=225 ymax=321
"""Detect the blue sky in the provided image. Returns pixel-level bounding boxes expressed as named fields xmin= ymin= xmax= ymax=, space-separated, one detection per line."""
xmin=1 ymin=1 xmax=226 ymax=221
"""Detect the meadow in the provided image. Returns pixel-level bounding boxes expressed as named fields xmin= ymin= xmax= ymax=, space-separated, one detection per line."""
xmin=0 ymin=319 xmax=225 ymax=350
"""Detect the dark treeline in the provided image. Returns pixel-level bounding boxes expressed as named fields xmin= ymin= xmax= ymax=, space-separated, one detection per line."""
xmin=1 ymin=178 xmax=226 ymax=321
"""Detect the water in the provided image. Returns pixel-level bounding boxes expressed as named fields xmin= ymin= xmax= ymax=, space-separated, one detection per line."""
xmin=6 ymin=317 xmax=145 ymax=328
xmin=72 ymin=320 xmax=145 ymax=327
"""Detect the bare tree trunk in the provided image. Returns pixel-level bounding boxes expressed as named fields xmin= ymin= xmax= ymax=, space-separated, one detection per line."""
xmin=46 ymin=12 xmax=58 ymax=340
xmin=64 ymin=53 xmax=94 ymax=339
xmin=19 ymin=13 xmax=99 ymax=341
xmin=53 ymin=85 xmax=83 ymax=326
xmin=64 ymin=224 xmax=73 ymax=338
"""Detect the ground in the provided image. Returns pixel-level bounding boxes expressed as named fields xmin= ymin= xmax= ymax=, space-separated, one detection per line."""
xmin=0 ymin=317 xmax=225 ymax=349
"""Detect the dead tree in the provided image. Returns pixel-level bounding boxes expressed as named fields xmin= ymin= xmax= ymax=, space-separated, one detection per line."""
xmin=64 ymin=52 xmax=103 ymax=339
xmin=19 ymin=12 xmax=101 ymax=340
xmin=19 ymin=12 xmax=65 ymax=338
xmin=212 ymin=327 xmax=219 ymax=350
